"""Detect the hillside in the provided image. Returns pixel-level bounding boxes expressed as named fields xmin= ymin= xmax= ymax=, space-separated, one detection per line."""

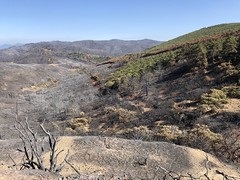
xmin=0 ymin=24 xmax=239 ymax=179
xmin=105 ymin=23 xmax=240 ymax=66
xmin=105 ymin=23 xmax=240 ymax=87
xmin=146 ymin=23 xmax=240 ymax=53
xmin=96 ymin=23 xmax=240 ymax=165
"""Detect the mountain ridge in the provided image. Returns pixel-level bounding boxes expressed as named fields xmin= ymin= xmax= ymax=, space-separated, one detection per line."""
xmin=0 ymin=39 xmax=161 ymax=64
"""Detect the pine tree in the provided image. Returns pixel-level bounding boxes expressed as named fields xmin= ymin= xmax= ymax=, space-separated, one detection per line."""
xmin=222 ymin=36 xmax=238 ymax=62
xmin=236 ymin=36 xmax=240 ymax=64
xmin=207 ymin=39 xmax=223 ymax=63
xmin=191 ymin=43 xmax=208 ymax=68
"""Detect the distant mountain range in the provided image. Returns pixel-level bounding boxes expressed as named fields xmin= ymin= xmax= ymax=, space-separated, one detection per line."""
xmin=0 ymin=39 xmax=161 ymax=64
xmin=0 ymin=44 xmax=13 ymax=49
xmin=0 ymin=43 xmax=22 ymax=49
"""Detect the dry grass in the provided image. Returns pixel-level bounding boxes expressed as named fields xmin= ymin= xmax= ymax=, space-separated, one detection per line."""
xmin=22 ymin=78 xmax=58 ymax=91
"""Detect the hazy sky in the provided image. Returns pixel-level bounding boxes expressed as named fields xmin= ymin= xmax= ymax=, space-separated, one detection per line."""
xmin=0 ymin=0 xmax=240 ymax=44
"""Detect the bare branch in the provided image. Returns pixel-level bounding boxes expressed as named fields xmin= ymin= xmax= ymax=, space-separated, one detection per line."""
xmin=8 ymin=154 xmax=17 ymax=167
xmin=14 ymin=117 xmax=68 ymax=173
xmin=65 ymin=156 xmax=81 ymax=176
xmin=55 ymin=150 xmax=70 ymax=173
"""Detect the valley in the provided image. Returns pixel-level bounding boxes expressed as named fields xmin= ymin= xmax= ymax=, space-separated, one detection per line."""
xmin=0 ymin=25 xmax=239 ymax=179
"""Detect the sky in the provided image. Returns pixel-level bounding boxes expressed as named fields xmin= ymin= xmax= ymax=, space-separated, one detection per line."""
xmin=0 ymin=0 xmax=240 ymax=44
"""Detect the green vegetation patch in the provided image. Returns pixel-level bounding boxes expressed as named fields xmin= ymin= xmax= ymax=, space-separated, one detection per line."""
xmin=105 ymin=23 xmax=240 ymax=90
xmin=180 ymin=124 xmax=223 ymax=152
xmin=68 ymin=52 xmax=110 ymax=62
xmin=105 ymin=51 xmax=176 ymax=88
xmin=200 ymin=89 xmax=228 ymax=112
xmin=222 ymin=86 xmax=240 ymax=99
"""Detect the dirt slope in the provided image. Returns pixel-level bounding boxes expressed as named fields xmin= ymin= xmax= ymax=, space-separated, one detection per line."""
xmin=0 ymin=136 xmax=239 ymax=179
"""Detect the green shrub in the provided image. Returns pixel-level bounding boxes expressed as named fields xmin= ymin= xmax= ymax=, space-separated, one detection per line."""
xmin=223 ymin=86 xmax=240 ymax=98
xmin=155 ymin=124 xmax=223 ymax=153
xmin=180 ymin=124 xmax=223 ymax=152
xmin=67 ymin=116 xmax=92 ymax=133
xmin=200 ymin=89 xmax=228 ymax=112
xmin=156 ymin=125 xmax=183 ymax=141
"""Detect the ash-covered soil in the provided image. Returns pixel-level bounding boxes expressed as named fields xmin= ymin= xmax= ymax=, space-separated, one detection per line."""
xmin=0 ymin=58 xmax=109 ymax=139
xmin=0 ymin=136 xmax=239 ymax=179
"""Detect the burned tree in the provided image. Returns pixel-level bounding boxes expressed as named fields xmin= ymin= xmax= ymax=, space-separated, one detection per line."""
xmin=14 ymin=117 xmax=69 ymax=173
